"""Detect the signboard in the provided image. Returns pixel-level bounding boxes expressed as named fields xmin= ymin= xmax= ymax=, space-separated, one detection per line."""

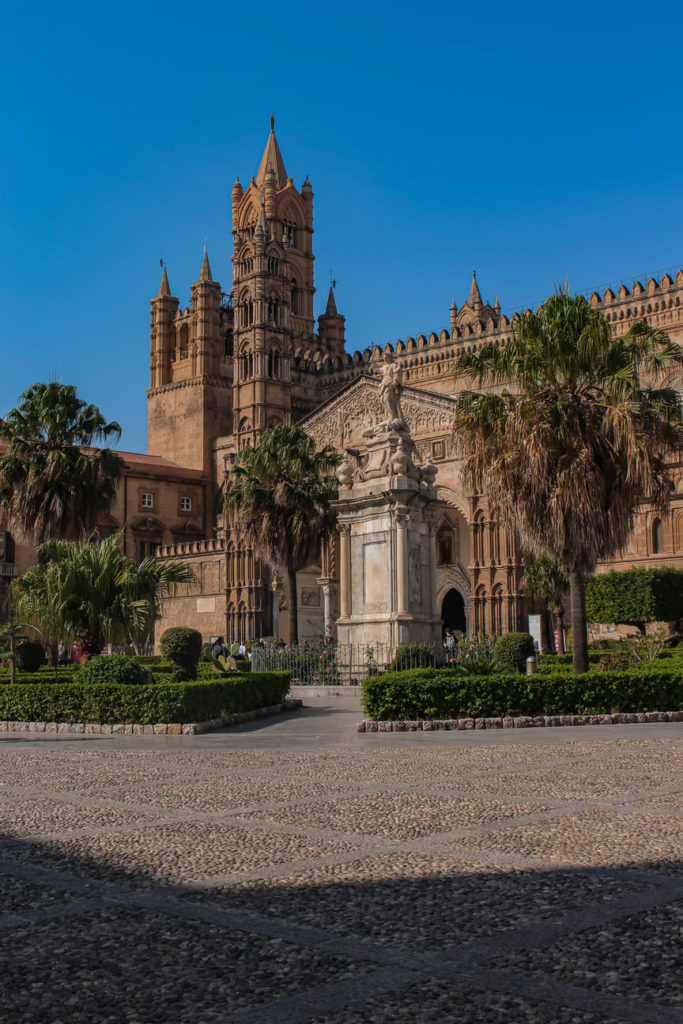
xmin=528 ymin=614 xmax=542 ymax=653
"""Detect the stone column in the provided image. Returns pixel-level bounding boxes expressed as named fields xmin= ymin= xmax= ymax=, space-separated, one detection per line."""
xmin=425 ymin=510 xmax=438 ymax=620
xmin=339 ymin=525 xmax=351 ymax=618
xmin=395 ymin=512 xmax=409 ymax=614
xmin=322 ymin=583 xmax=332 ymax=639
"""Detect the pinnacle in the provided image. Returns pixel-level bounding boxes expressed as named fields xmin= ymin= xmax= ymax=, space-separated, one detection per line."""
xmin=158 ymin=266 xmax=172 ymax=297
xmin=324 ymin=286 xmax=338 ymax=315
xmin=199 ymin=248 xmax=212 ymax=282
xmin=256 ymin=117 xmax=287 ymax=188
xmin=468 ymin=269 xmax=483 ymax=309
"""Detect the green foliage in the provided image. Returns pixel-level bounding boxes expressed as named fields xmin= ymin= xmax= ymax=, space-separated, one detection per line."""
xmin=234 ymin=658 xmax=251 ymax=673
xmin=76 ymin=655 xmax=148 ymax=686
xmin=0 ymin=381 xmax=122 ymax=543
xmin=200 ymin=643 xmax=214 ymax=662
xmin=389 ymin=643 xmax=437 ymax=672
xmin=454 ymin=632 xmax=497 ymax=674
xmin=15 ymin=641 xmax=46 ymax=671
xmin=521 ymin=556 xmax=569 ymax=609
xmin=159 ymin=627 xmax=203 ymax=681
xmin=362 ymin=665 xmax=683 ymax=720
xmin=225 ymin=424 xmax=340 ymax=644
xmin=586 ymin=568 xmax=683 ymax=627
xmin=0 ymin=672 xmax=292 ymax=724
xmin=494 ymin=632 xmax=536 ymax=674
xmin=0 ymin=665 xmax=76 ymax=685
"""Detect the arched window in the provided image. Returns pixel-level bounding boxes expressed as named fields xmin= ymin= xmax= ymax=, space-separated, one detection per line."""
xmin=291 ymin=279 xmax=300 ymax=315
xmin=653 ymin=518 xmax=664 ymax=554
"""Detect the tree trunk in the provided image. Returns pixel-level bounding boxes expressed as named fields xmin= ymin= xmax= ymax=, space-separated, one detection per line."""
xmin=287 ymin=567 xmax=298 ymax=646
xmin=569 ymin=572 xmax=588 ymax=673
xmin=79 ymin=630 xmax=103 ymax=661
xmin=554 ymin=604 xmax=565 ymax=654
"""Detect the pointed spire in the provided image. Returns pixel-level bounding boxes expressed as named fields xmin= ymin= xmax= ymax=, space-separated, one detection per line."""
xmin=158 ymin=266 xmax=171 ymax=297
xmin=468 ymin=269 xmax=483 ymax=309
xmin=199 ymin=247 xmax=212 ymax=282
xmin=256 ymin=116 xmax=287 ymax=188
xmin=254 ymin=199 xmax=270 ymax=241
xmin=325 ymin=287 xmax=338 ymax=315
xmin=494 ymin=296 xmax=501 ymax=313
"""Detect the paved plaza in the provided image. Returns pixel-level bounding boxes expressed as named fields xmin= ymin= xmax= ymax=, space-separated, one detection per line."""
xmin=0 ymin=696 xmax=682 ymax=1024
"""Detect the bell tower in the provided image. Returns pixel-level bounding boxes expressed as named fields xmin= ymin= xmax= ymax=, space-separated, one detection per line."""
xmin=230 ymin=118 xmax=316 ymax=449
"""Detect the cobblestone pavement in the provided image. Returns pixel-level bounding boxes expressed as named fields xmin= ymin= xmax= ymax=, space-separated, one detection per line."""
xmin=0 ymin=699 xmax=682 ymax=1023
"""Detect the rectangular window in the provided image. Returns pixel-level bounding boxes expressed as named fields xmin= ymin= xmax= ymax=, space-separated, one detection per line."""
xmin=141 ymin=492 xmax=155 ymax=509
xmin=180 ymin=496 xmax=192 ymax=512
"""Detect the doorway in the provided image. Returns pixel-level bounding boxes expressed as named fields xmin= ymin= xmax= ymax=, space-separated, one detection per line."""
xmin=441 ymin=588 xmax=466 ymax=635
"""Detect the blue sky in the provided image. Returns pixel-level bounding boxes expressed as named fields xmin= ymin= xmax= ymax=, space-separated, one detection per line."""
xmin=2 ymin=0 xmax=682 ymax=452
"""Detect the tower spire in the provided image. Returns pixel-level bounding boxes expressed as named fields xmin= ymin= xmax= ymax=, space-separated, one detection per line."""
xmin=468 ymin=269 xmax=483 ymax=310
xmin=199 ymin=247 xmax=212 ymax=282
xmin=158 ymin=265 xmax=172 ymax=297
xmin=256 ymin=116 xmax=287 ymax=188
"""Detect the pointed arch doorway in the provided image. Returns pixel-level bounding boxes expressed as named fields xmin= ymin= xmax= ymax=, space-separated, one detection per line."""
xmin=441 ymin=588 xmax=466 ymax=635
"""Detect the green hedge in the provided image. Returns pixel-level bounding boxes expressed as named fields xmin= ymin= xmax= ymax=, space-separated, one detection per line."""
xmin=0 ymin=666 xmax=77 ymax=685
xmin=494 ymin=633 xmax=535 ymax=673
xmin=362 ymin=666 xmax=683 ymax=720
xmin=0 ymin=671 xmax=292 ymax=724
xmin=586 ymin=568 xmax=683 ymax=626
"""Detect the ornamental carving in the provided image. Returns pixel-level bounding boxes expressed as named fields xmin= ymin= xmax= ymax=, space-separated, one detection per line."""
xmin=303 ymin=376 xmax=456 ymax=452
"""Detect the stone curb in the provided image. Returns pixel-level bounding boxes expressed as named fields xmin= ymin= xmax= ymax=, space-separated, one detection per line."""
xmin=0 ymin=699 xmax=303 ymax=737
xmin=357 ymin=710 xmax=683 ymax=732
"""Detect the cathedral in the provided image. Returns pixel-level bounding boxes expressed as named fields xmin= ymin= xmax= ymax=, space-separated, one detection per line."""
xmin=141 ymin=120 xmax=683 ymax=646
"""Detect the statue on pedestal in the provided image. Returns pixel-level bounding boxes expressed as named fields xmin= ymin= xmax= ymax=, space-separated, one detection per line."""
xmin=377 ymin=352 xmax=408 ymax=433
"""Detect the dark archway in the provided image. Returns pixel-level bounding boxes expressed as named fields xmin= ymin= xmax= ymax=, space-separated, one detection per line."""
xmin=441 ymin=588 xmax=466 ymax=635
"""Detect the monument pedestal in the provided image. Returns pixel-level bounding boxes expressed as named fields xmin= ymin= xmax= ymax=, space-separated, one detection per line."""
xmin=333 ymin=429 xmax=441 ymax=653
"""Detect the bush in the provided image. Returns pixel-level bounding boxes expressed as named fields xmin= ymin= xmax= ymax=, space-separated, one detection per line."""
xmin=0 ymin=671 xmax=292 ymax=724
xmin=159 ymin=627 xmax=203 ymax=682
xmin=15 ymin=642 xmax=46 ymax=672
xmin=389 ymin=644 xmax=437 ymax=672
xmin=234 ymin=658 xmax=251 ymax=673
xmin=362 ymin=665 xmax=683 ymax=720
xmin=494 ymin=633 xmax=536 ymax=674
xmin=76 ymin=655 xmax=148 ymax=686
xmin=0 ymin=665 xmax=76 ymax=685
xmin=586 ymin=568 xmax=683 ymax=628
xmin=200 ymin=642 xmax=213 ymax=663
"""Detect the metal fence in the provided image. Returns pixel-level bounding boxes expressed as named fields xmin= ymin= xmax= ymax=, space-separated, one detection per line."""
xmin=250 ymin=642 xmax=447 ymax=685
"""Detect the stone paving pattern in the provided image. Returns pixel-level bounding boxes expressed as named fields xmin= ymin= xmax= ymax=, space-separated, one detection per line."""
xmin=0 ymin=698 xmax=681 ymax=1023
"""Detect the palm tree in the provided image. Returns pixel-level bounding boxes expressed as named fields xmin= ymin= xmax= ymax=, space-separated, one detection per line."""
xmin=121 ymin=556 xmax=195 ymax=654
xmin=10 ymin=535 xmax=193 ymax=658
xmin=454 ymin=293 xmax=683 ymax=673
xmin=521 ymin=555 xmax=570 ymax=653
xmin=0 ymin=382 xmax=123 ymax=542
xmin=225 ymin=424 xmax=340 ymax=644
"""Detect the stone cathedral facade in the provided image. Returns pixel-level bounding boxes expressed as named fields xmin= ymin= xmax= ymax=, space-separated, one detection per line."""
xmin=147 ymin=121 xmax=683 ymax=645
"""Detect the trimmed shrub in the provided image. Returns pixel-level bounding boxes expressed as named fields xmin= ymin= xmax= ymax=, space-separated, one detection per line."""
xmin=0 ymin=665 xmax=76 ymax=685
xmin=76 ymin=655 xmax=148 ymax=686
xmin=362 ymin=665 xmax=683 ymax=720
xmin=0 ymin=671 xmax=291 ymax=724
xmin=389 ymin=643 xmax=437 ymax=672
xmin=15 ymin=642 xmax=46 ymax=672
xmin=234 ymin=658 xmax=251 ymax=673
xmin=586 ymin=568 xmax=683 ymax=628
xmin=494 ymin=633 xmax=536 ymax=674
xmin=159 ymin=627 xmax=203 ymax=682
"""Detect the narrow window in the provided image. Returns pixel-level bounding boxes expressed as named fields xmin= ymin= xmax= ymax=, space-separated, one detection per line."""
xmin=180 ymin=496 xmax=192 ymax=512
xmin=141 ymin=493 xmax=154 ymax=509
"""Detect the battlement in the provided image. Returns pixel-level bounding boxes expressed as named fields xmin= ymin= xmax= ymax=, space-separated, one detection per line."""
xmin=158 ymin=538 xmax=224 ymax=559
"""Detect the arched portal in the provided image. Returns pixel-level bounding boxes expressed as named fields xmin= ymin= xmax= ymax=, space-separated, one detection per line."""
xmin=441 ymin=588 xmax=466 ymax=635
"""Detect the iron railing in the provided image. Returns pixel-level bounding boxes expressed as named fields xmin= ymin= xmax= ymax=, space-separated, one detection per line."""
xmin=250 ymin=641 xmax=448 ymax=685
